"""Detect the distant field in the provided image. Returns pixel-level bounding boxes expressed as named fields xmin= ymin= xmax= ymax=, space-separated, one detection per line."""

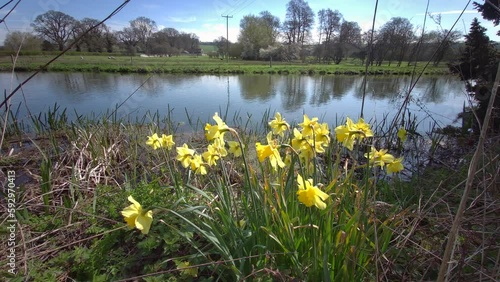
xmin=199 ymin=44 xmax=217 ymax=53
xmin=0 ymin=54 xmax=450 ymax=75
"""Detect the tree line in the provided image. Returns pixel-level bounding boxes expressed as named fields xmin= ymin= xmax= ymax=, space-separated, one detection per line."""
xmin=210 ymin=0 xmax=463 ymax=65
xmin=3 ymin=10 xmax=200 ymax=56
xmin=3 ymin=0 xmax=465 ymax=65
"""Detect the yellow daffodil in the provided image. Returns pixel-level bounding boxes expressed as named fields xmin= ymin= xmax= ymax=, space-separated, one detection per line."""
xmin=316 ymin=122 xmax=331 ymax=144
xmin=397 ymin=127 xmax=407 ymax=143
xmin=365 ymin=146 xmax=395 ymax=167
xmin=352 ymin=118 xmax=374 ymax=140
xmin=205 ymin=112 xmax=229 ymax=142
xmin=161 ymin=134 xmax=175 ymax=149
xmin=299 ymin=114 xmax=319 ymax=137
xmin=255 ymin=132 xmax=285 ymax=170
xmin=387 ymin=157 xmax=404 ymax=174
xmin=121 ymin=196 xmax=153 ymax=234
xmin=269 ymin=112 xmax=290 ymax=136
xmin=335 ymin=122 xmax=355 ymax=150
xmin=176 ymin=143 xmax=195 ymax=168
xmin=190 ymin=154 xmax=207 ymax=175
xmin=202 ymin=144 xmax=220 ymax=166
xmin=335 ymin=117 xmax=373 ymax=150
xmin=291 ymin=128 xmax=308 ymax=151
xmin=296 ymin=174 xmax=329 ymax=210
xmin=227 ymin=140 xmax=244 ymax=157
xmin=146 ymin=133 xmax=162 ymax=150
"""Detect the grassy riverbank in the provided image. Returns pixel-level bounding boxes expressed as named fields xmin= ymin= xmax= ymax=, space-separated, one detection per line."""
xmin=0 ymin=54 xmax=450 ymax=75
xmin=0 ymin=106 xmax=498 ymax=281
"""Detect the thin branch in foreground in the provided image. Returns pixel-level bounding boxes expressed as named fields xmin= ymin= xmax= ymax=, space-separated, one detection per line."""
xmin=0 ymin=0 xmax=131 ymax=110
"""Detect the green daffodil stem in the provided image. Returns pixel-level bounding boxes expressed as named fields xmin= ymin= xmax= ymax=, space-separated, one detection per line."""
xmin=163 ymin=147 xmax=180 ymax=197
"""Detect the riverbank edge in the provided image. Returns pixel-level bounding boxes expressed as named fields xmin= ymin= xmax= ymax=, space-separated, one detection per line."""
xmin=0 ymin=64 xmax=451 ymax=75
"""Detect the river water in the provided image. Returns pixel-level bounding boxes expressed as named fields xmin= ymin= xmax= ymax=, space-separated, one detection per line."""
xmin=1 ymin=72 xmax=468 ymax=131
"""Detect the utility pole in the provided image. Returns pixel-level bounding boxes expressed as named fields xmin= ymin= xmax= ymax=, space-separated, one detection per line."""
xmin=221 ymin=15 xmax=232 ymax=63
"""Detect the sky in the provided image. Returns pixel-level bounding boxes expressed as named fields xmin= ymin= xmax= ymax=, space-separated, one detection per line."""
xmin=0 ymin=0 xmax=498 ymax=45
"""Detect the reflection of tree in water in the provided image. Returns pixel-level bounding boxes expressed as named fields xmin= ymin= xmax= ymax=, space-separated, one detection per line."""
xmin=418 ymin=77 xmax=453 ymax=104
xmin=129 ymin=75 xmax=164 ymax=97
xmin=355 ymin=76 xmax=406 ymax=99
xmin=310 ymin=76 xmax=358 ymax=105
xmin=52 ymin=73 xmax=128 ymax=101
xmin=238 ymin=75 xmax=277 ymax=101
xmin=280 ymin=76 xmax=307 ymax=111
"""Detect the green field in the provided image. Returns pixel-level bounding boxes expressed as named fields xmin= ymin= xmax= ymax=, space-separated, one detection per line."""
xmin=0 ymin=54 xmax=450 ymax=75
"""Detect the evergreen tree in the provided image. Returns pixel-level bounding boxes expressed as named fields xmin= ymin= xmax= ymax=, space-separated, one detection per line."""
xmin=450 ymin=17 xmax=499 ymax=133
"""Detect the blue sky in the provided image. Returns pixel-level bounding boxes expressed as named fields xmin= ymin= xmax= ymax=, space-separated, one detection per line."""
xmin=1 ymin=0 xmax=498 ymax=44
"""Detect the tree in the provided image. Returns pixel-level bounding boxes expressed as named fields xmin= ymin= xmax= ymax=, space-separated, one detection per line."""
xmin=282 ymin=0 xmax=314 ymax=47
xmin=449 ymin=18 xmax=498 ymax=132
xmin=316 ymin=9 xmax=342 ymax=63
xmin=259 ymin=11 xmax=281 ymax=44
xmin=73 ymin=18 xmax=109 ymax=52
xmin=474 ymin=0 xmax=500 ymax=35
xmin=214 ymin=36 xmax=229 ymax=57
xmin=317 ymin=9 xmax=342 ymax=44
xmin=3 ymin=31 xmax=43 ymax=51
xmin=31 ymin=10 xmax=76 ymax=51
xmin=116 ymin=27 xmax=138 ymax=55
xmin=238 ymin=12 xmax=280 ymax=60
xmin=335 ymin=21 xmax=362 ymax=63
xmin=129 ymin=16 xmax=157 ymax=54
xmin=377 ymin=17 xmax=414 ymax=66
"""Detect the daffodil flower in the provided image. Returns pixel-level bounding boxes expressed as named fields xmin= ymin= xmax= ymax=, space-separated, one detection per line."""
xmin=121 ymin=196 xmax=153 ymax=234
xmin=397 ymin=127 xmax=407 ymax=143
xmin=176 ymin=143 xmax=195 ymax=168
xmin=255 ymin=132 xmax=285 ymax=170
xmin=365 ymin=146 xmax=395 ymax=167
xmin=202 ymin=144 xmax=220 ymax=166
xmin=296 ymin=174 xmax=329 ymax=210
xmin=387 ymin=157 xmax=404 ymax=174
xmin=299 ymin=114 xmax=319 ymax=137
xmin=146 ymin=133 xmax=162 ymax=150
xmin=269 ymin=112 xmax=290 ymax=136
xmin=315 ymin=122 xmax=331 ymax=144
xmin=227 ymin=140 xmax=244 ymax=157
xmin=352 ymin=118 xmax=374 ymax=139
xmin=335 ymin=117 xmax=373 ymax=150
xmin=190 ymin=154 xmax=207 ymax=175
xmin=335 ymin=123 xmax=355 ymax=150
xmin=205 ymin=112 xmax=229 ymax=142
xmin=161 ymin=134 xmax=175 ymax=149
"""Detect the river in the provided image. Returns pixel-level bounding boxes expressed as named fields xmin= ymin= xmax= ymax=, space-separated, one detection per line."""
xmin=1 ymin=72 xmax=468 ymax=131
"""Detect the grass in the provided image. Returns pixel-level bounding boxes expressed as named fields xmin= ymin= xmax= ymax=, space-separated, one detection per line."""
xmin=0 ymin=103 xmax=498 ymax=281
xmin=0 ymin=54 xmax=450 ymax=75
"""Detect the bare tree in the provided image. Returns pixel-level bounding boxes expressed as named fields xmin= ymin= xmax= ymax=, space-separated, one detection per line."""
xmin=129 ymin=16 xmax=157 ymax=54
xmin=116 ymin=27 xmax=138 ymax=55
xmin=73 ymin=18 xmax=109 ymax=52
xmin=31 ymin=10 xmax=76 ymax=51
xmin=377 ymin=17 xmax=414 ymax=66
xmin=282 ymin=0 xmax=314 ymax=46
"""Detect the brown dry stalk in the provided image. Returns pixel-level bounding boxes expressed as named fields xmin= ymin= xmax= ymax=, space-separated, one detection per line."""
xmin=437 ymin=62 xmax=500 ymax=281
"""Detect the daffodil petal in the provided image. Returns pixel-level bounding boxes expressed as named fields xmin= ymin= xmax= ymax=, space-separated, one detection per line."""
xmin=136 ymin=211 xmax=153 ymax=234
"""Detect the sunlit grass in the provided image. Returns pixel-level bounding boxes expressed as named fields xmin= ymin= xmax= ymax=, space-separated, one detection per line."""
xmin=0 ymin=105 xmax=497 ymax=281
xmin=0 ymin=54 xmax=450 ymax=75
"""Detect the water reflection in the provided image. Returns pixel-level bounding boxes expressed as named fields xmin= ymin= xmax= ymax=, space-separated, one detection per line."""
xmin=238 ymin=75 xmax=277 ymax=101
xmin=279 ymin=76 xmax=308 ymax=111
xmin=310 ymin=76 xmax=359 ymax=105
xmin=1 ymin=72 xmax=466 ymax=128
